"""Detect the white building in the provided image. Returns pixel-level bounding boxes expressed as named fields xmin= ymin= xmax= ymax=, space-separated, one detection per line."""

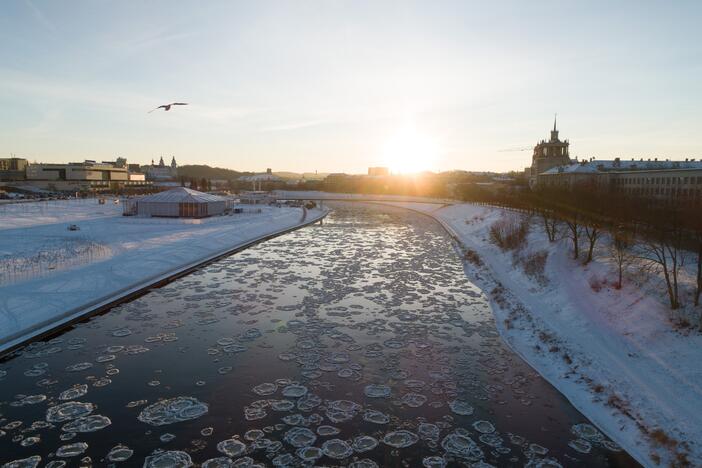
xmin=124 ymin=187 xmax=229 ymax=218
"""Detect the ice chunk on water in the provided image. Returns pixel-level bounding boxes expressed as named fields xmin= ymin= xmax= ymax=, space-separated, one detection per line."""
xmin=383 ymin=430 xmax=419 ymax=448
xmin=244 ymin=429 xmax=264 ymax=441
xmin=281 ymin=384 xmax=307 ymax=398
xmin=252 ymin=383 xmax=277 ymax=396
xmin=1 ymin=455 xmax=41 ymax=468
xmin=316 ymin=425 xmax=341 ymax=436
xmin=352 ymin=435 xmax=379 ymax=453
xmin=401 ymin=392 xmax=427 ymax=407
xmin=65 ymin=362 xmax=93 ymax=372
xmin=441 ymin=432 xmax=483 ymax=461
xmin=202 ymin=457 xmax=234 ymax=468
xmin=568 ymin=438 xmax=592 ymax=454
xmin=524 ymin=458 xmax=563 ymax=468
xmin=106 ymin=444 xmax=133 ymax=462
xmin=448 ymin=399 xmax=474 ymax=416
xmin=55 ymin=442 xmax=88 ymax=457
xmin=325 ymin=399 xmax=361 ymax=423
xmin=283 ymin=427 xmax=317 ymax=448
xmin=59 ymin=384 xmax=88 ymax=401
xmin=46 ymin=402 xmax=95 ymax=423
xmin=422 ymin=456 xmax=447 ymax=468
xmin=348 ymin=460 xmax=379 ymax=468
xmin=472 ymin=420 xmax=495 ymax=434
xmin=418 ymin=423 xmax=440 ymax=441
xmin=61 ymin=415 xmax=111 ymax=433
xmin=217 ymin=438 xmax=246 ymax=457
xmin=322 ymin=438 xmax=353 ymax=459
xmin=570 ymin=423 xmax=603 ymax=443
xmin=143 ymin=450 xmax=193 ymax=468
xmin=296 ymin=446 xmax=323 ymax=462
xmin=138 ymin=397 xmax=208 ymax=426
xmin=363 ymin=409 xmax=389 ymax=424
xmin=364 ymin=384 xmax=391 ymax=398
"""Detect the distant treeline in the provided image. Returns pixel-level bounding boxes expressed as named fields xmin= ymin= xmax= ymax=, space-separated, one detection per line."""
xmin=177 ymin=165 xmax=252 ymax=180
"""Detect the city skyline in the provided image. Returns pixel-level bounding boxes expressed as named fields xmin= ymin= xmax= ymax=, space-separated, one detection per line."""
xmin=1 ymin=1 xmax=701 ymax=173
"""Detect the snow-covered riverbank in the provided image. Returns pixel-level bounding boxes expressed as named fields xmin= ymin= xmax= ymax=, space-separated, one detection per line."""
xmin=378 ymin=201 xmax=701 ymax=467
xmin=0 ymin=199 xmax=326 ymax=353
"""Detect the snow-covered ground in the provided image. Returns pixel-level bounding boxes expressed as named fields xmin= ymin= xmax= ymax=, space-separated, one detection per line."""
xmin=377 ymin=201 xmax=701 ymax=467
xmin=0 ymin=199 xmax=326 ymax=352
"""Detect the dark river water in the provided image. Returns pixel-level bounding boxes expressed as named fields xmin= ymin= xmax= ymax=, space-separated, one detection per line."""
xmin=0 ymin=203 xmax=638 ymax=467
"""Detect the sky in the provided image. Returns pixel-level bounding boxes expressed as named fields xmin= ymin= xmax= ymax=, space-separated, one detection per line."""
xmin=1 ymin=0 xmax=700 ymax=173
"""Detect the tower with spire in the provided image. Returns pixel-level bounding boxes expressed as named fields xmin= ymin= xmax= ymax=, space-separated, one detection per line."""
xmin=530 ymin=115 xmax=571 ymax=187
xmin=550 ymin=114 xmax=559 ymax=142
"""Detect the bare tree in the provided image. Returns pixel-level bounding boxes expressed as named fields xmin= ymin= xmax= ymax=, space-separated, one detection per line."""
xmin=610 ymin=225 xmax=633 ymax=289
xmin=635 ymin=207 xmax=687 ymax=310
xmin=563 ymin=210 xmax=582 ymax=260
xmin=540 ymin=209 xmax=560 ymax=242
xmin=583 ymin=223 xmax=602 ymax=264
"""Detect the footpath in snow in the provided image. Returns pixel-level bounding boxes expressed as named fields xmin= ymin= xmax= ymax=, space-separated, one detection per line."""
xmin=0 ymin=199 xmax=326 ymax=353
xmin=379 ymin=201 xmax=701 ymax=467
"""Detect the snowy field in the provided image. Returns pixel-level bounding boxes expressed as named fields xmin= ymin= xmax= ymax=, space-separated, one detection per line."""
xmin=0 ymin=198 xmax=326 ymax=352
xmin=377 ymin=200 xmax=702 ymax=467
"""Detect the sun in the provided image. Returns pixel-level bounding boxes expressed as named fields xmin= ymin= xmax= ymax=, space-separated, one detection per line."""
xmin=381 ymin=128 xmax=438 ymax=174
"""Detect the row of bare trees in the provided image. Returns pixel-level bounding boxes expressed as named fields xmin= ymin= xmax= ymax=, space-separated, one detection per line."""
xmin=463 ymin=182 xmax=702 ymax=318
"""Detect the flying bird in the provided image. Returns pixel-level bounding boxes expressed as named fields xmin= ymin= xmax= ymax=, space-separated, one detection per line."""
xmin=148 ymin=102 xmax=188 ymax=113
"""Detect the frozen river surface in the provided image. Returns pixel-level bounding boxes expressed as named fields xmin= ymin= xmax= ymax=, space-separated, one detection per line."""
xmin=0 ymin=204 xmax=637 ymax=467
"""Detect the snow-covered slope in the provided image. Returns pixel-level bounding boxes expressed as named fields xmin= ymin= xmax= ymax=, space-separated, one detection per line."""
xmin=0 ymin=199 xmax=326 ymax=352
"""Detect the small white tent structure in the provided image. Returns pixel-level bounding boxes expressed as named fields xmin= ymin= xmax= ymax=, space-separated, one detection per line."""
xmin=124 ymin=187 xmax=229 ymax=218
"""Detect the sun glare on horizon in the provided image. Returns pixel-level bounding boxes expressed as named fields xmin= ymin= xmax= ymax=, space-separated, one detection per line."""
xmin=381 ymin=127 xmax=439 ymax=174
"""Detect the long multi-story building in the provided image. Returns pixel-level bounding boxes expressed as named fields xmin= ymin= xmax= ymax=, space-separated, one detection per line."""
xmin=539 ymin=158 xmax=702 ymax=203
xmin=529 ymin=120 xmax=702 ymax=202
xmin=3 ymin=159 xmax=150 ymax=191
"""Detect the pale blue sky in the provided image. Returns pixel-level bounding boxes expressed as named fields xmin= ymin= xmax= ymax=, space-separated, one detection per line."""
xmin=1 ymin=1 xmax=700 ymax=173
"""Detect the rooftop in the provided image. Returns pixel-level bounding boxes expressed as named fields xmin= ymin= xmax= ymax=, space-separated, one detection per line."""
xmin=542 ymin=159 xmax=702 ymax=175
xmin=137 ymin=187 xmax=227 ymax=203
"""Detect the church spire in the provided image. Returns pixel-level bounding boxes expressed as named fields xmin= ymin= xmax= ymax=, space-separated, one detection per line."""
xmin=550 ymin=114 xmax=559 ymax=142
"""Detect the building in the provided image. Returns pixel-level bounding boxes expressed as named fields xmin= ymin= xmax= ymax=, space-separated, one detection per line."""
xmin=0 ymin=158 xmax=28 ymax=181
xmin=368 ymin=166 xmax=390 ymax=176
xmin=539 ymin=158 xmax=702 ymax=203
xmin=238 ymin=168 xmax=282 ymax=190
xmin=529 ymin=117 xmax=571 ymax=188
xmin=26 ymin=160 xmax=128 ymax=190
xmin=124 ymin=187 xmax=230 ymax=217
xmin=145 ymin=156 xmax=178 ymax=181
xmin=527 ymin=119 xmax=702 ymax=202
xmin=237 ymin=190 xmax=276 ymax=205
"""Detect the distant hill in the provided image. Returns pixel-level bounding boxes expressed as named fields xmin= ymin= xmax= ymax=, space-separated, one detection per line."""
xmin=274 ymin=171 xmax=329 ymax=180
xmin=177 ymin=165 xmax=252 ymax=180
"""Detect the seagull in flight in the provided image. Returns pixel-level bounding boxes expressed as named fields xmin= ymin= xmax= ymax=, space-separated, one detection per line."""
xmin=148 ymin=102 xmax=188 ymax=113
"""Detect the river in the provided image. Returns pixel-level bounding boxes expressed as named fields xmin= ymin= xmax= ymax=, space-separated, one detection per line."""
xmin=0 ymin=203 xmax=637 ymax=467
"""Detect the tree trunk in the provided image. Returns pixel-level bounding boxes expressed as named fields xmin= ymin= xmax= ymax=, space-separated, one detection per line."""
xmin=584 ymin=227 xmax=598 ymax=264
xmin=660 ymin=259 xmax=678 ymax=310
xmin=695 ymin=241 xmax=702 ymax=307
xmin=571 ymin=224 xmax=579 ymax=260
